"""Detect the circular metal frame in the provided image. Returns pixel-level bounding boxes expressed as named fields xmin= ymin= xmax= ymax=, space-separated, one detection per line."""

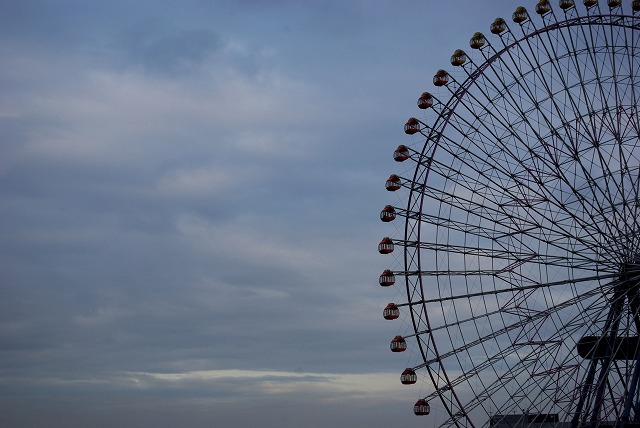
xmin=380 ymin=3 xmax=640 ymax=427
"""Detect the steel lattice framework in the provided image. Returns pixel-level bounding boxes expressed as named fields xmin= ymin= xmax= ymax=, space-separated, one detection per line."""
xmin=378 ymin=2 xmax=640 ymax=428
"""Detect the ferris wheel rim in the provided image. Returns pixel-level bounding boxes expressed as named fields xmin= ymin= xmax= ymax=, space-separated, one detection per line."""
xmin=382 ymin=4 xmax=640 ymax=427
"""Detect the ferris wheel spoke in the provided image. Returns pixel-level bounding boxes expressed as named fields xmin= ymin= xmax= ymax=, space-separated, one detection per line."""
xmin=450 ymin=293 xmax=618 ymax=421
xmin=492 ymin=84 xmax=624 ymax=254
xmin=393 ymin=205 xmax=520 ymax=239
xmin=573 ymin=16 xmax=639 ymax=252
xmin=417 ymin=275 xmax=624 ymax=420
xmin=524 ymin=22 xmax=633 ymax=249
xmin=406 ymin=279 xmax=607 ymax=350
xmin=435 ymin=69 xmax=619 ymax=252
xmin=397 ymin=238 xmax=601 ymax=270
xmin=406 ymin=272 xmax=617 ymax=307
xmin=414 ymin=278 xmax=611 ymax=370
xmin=401 ymin=187 xmax=611 ymax=272
xmin=438 ymin=344 xmax=565 ymax=425
xmin=424 ymin=151 xmax=613 ymax=260
xmin=413 ymin=158 xmax=601 ymax=248
xmin=425 ymin=343 xmax=534 ymax=421
xmin=458 ymin=22 xmax=633 ymax=251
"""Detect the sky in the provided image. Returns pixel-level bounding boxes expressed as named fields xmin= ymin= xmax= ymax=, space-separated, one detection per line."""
xmin=0 ymin=1 xmax=517 ymax=427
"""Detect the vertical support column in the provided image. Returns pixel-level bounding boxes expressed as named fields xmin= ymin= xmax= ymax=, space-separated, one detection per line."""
xmin=572 ymin=361 xmax=599 ymax=428
xmin=620 ymin=266 xmax=640 ymax=427
xmin=572 ymin=280 xmax=627 ymax=428
xmin=589 ymin=284 xmax=627 ymax=427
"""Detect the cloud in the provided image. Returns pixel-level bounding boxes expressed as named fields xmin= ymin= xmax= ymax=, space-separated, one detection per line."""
xmin=1 ymin=367 xmax=418 ymax=408
xmin=1 ymin=368 xmax=422 ymax=428
xmin=120 ymin=28 xmax=223 ymax=75
xmin=0 ymin=42 xmax=328 ymax=170
xmin=157 ymin=166 xmax=232 ymax=198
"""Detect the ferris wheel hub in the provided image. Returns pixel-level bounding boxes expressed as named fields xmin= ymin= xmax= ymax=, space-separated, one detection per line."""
xmin=621 ymin=262 xmax=640 ymax=282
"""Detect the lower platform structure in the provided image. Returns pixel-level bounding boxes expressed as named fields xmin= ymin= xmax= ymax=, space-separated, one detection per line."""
xmin=489 ymin=414 xmax=640 ymax=428
xmin=489 ymin=413 xmax=560 ymax=428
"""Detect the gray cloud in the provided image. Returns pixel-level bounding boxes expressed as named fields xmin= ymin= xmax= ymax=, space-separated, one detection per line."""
xmin=118 ymin=27 xmax=223 ymax=75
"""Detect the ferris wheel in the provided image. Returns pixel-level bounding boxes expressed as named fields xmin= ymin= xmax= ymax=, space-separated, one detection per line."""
xmin=378 ymin=1 xmax=640 ymax=427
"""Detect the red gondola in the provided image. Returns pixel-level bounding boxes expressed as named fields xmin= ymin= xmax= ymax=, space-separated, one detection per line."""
xmin=380 ymin=206 xmax=396 ymax=223
xmin=385 ymin=175 xmax=401 ymax=191
xmin=401 ymin=368 xmax=417 ymax=385
xmin=417 ymin=92 xmax=433 ymax=109
xmin=379 ymin=269 xmax=396 ymax=286
xmin=378 ymin=237 xmax=394 ymax=254
xmin=393 ymin=145 xmax=410 ymax=162
xmin=390 ymin=335 xmax=407 ymax=352
xmin=433 ymin=70 xmax=449 ymax=87
xmin=404 ymin=117 xmax=421 ymax=135
xmin=414 ymin=398 xmax=430 ymax=415
xmin=383 ymin=303 xmax=399 ymax=320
